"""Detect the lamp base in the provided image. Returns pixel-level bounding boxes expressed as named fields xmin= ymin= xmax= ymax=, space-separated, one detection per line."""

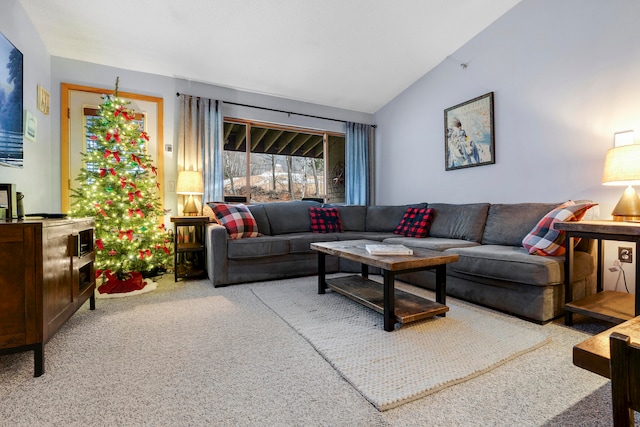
xmin=182 ymin=194 xmax=199 ymax=216
xmin=611 ymin=185 xmax=640 ymax=222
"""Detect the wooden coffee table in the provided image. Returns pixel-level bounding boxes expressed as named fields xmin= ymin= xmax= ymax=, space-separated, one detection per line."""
xmin=311 ymin=239 xmax=459 ymax=332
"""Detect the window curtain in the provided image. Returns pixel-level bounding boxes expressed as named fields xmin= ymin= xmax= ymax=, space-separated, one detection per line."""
xmin=177 ymin=95 xmax=224 ymax=204
xmin=345 ymin=122 xmax=374 ymax=205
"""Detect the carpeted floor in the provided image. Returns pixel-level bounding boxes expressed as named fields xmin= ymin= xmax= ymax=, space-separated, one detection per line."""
xmin=0 ymin=274 xmax=621 ymax=426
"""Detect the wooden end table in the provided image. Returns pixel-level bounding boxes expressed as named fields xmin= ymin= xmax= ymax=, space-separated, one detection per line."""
xmin=311 ymin=239 xmax=459 ymax=332
xmin=170 ymin=216 xmax=209 ymax=282
xmin=555 ymin=220 xmax=640 ymax=325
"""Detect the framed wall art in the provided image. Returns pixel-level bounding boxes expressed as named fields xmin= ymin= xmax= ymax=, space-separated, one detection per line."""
xmin=37 ymin=85 xmax=50 ymax=115
xmin=444 ymin=92 xmax=494 ymax=171
xmin=0 ymin=32 xmax=23 ymax=168
xmin=24 ymin=110 xmax=37 ymax=142
xmin=0 ymin=183 xmax=17 ymax=219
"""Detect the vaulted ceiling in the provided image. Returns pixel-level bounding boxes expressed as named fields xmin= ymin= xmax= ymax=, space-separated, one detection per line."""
xmin=19 ymin=0 xmax=522 ymax=114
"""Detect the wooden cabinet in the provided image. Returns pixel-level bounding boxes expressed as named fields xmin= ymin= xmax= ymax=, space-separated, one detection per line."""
xmin=0 ymin=218 xmax=95 ymax=376
xmin=171 ymin=216 xmax=208 ymax=282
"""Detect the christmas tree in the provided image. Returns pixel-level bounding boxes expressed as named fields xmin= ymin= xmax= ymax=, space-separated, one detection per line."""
xmin=70 ymin=78 xmax=171 ymax=293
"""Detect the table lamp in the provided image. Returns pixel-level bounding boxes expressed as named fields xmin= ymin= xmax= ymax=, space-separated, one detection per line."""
xmin=176 ymin=170 xmax=204 ymax=216
xmin=602 ymin=144 xmax=640 ymax=221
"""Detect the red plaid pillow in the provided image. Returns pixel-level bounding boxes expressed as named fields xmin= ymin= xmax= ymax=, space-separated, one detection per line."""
xmin=210 ymin=203 xmax=260 ymax=239
xmin=522 ymin=201 xmax=596 ymax=256
xmin=394 ymin=207 xmax=435 ymax=238
xmin=309 ymin=207 xmax=343 ymax=233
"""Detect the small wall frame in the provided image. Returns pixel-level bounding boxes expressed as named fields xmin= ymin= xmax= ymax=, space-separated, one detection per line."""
xmin=37 ymin=85 xmax=50 ymax=115
xmin=24 ymin=110 xmax=37 ymax=142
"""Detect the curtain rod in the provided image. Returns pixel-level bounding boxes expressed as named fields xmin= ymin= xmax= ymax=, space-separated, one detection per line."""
xmin=176 ymin=92 xmax=375 ymax=128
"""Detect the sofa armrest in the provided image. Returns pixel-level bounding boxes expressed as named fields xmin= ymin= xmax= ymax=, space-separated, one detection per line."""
xmin=205 ymin=223 xmax=229 ymax=287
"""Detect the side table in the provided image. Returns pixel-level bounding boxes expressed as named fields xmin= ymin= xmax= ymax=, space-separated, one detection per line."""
xmin=555 ymin=220 xmax=640 ymax=325
xmin=170 ymin=216 xmax=209 ymax=282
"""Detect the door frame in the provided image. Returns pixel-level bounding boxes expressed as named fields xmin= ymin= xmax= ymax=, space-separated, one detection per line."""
xmin=60 ymin=83 xmax=164 ymax=213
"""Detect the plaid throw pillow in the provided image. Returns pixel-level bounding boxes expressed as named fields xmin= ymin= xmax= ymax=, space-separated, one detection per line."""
xmin=309 ymin=207 xmax=343 ymax=233
xmin=210 ymin=203 xmax=260 ymax=239
xmin=394 ymin=207 xmax=435 ymax=238
xmin=522 ymin=201 xmax=596 ymax=256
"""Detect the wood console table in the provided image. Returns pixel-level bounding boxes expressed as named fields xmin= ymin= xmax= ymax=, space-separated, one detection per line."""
xmin=555 ymin=220 xmax=640 ymax=326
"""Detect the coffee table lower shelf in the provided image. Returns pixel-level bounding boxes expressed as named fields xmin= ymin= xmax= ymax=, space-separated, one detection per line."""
xmin=326 ymin=275 xmax=449 ymax=324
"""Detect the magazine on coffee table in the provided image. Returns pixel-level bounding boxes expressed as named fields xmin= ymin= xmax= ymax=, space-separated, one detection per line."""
xmin=365 ymin=244 xmax=413 ymax=256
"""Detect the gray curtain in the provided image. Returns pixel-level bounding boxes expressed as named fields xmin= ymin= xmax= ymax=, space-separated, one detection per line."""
xmin=345 ymin=122 xmax=374 ymax=205
xmin=177 ymin=95 xmax=224 ymax=203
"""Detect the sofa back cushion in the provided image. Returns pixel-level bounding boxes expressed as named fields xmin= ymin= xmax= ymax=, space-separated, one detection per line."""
xmin=427 ymin=203 xmax=490 ymax=242
xmin=324 ymin=205 xmax=367 ymax=231
xmin=365 ymin=203 xmax=427 ymax=232
xmin=247 ymin=204 xmax=271 ymax=236
xmin=481 ymin=203 xmax=560 ymax=246
xmin=262 ymin=200 xmax=322 ymax=235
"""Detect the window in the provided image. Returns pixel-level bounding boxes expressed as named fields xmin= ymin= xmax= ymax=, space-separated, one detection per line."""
xmin=223 ymin=119 xmax=345 ymax=204
xmin=82 ymin=107 xmax=146 ymax=177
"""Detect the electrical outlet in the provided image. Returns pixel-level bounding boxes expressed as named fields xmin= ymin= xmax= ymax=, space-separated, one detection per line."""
xmin=618 ymin=247 xmax=633 ymax=263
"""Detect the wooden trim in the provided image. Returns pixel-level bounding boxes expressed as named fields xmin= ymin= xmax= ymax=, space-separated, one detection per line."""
xmin=245 ymin=122 xmax=252 ymax=201
xmin=224 ymin=117 xmax=344 ymax=138
xmin=83 ymin=107 xmax=144 ymax=120
xmin=60 ymin=83 xmax=164 ymax=213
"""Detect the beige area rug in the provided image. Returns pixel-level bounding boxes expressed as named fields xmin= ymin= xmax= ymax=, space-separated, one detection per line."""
xmin=252 ymin=275 xmax=550 ymax=411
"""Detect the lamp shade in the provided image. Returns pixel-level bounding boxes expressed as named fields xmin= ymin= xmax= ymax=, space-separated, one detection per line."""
xmin=602 ymin=144 xmax=640 ymax=186
xmin=176 ymin=170 xmax=204 ymax=195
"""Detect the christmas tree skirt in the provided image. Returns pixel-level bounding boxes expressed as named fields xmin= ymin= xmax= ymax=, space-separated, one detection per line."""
xmin=96 ymin=273 xmax=158 ymax=299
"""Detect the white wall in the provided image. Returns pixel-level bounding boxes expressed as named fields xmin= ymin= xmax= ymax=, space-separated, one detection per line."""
xmin=374 ymin=0 xmax=640 ymax=218
xmin=0 ymin=0 xmax=53 ymax=214
xmin=374 ymin=0 xmax=640 ymax=291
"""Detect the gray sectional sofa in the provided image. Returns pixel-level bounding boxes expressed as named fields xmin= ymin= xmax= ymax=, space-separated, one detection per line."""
xmin=204 ymin=200 xmax=596 ymax=323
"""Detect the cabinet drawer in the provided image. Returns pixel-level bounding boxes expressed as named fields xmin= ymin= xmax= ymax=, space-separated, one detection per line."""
xmin=0 ymin=227 xmax=24 ymax=243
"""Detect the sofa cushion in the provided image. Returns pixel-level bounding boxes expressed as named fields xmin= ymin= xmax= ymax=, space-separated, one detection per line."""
xmin=522 ymin=202 xmax=597 ymax=256
xmin=427 ymin=203 xmax=490 ymax=242
xmin=247 ymin=204 xmax=271 ymax=236
xmin=481 ymin=203 xmax=560 ymax=246
xmin=210 ymin=203 xmax=260 ymax=239
xmin=262 ymin=200 xmax=322 ymax=235
xmin=226 ymin=236 xmax=290 ymax=259
xmin=366 ymin=203 xmax=427 ymax=232
xmin=383 ymin=236 xmax=480 ymax=251
xmin=445 ymin=244 xmax=594 ymax=286
xmin=394 ymin=207 xmax=435 ymax=238
xmin=286 ymin=232 xmax=340 ymax=254
xmin=324 ymin=205 xmax=367 ymax=231
xmin=309 ymin=207 xmax=343 ymax=233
